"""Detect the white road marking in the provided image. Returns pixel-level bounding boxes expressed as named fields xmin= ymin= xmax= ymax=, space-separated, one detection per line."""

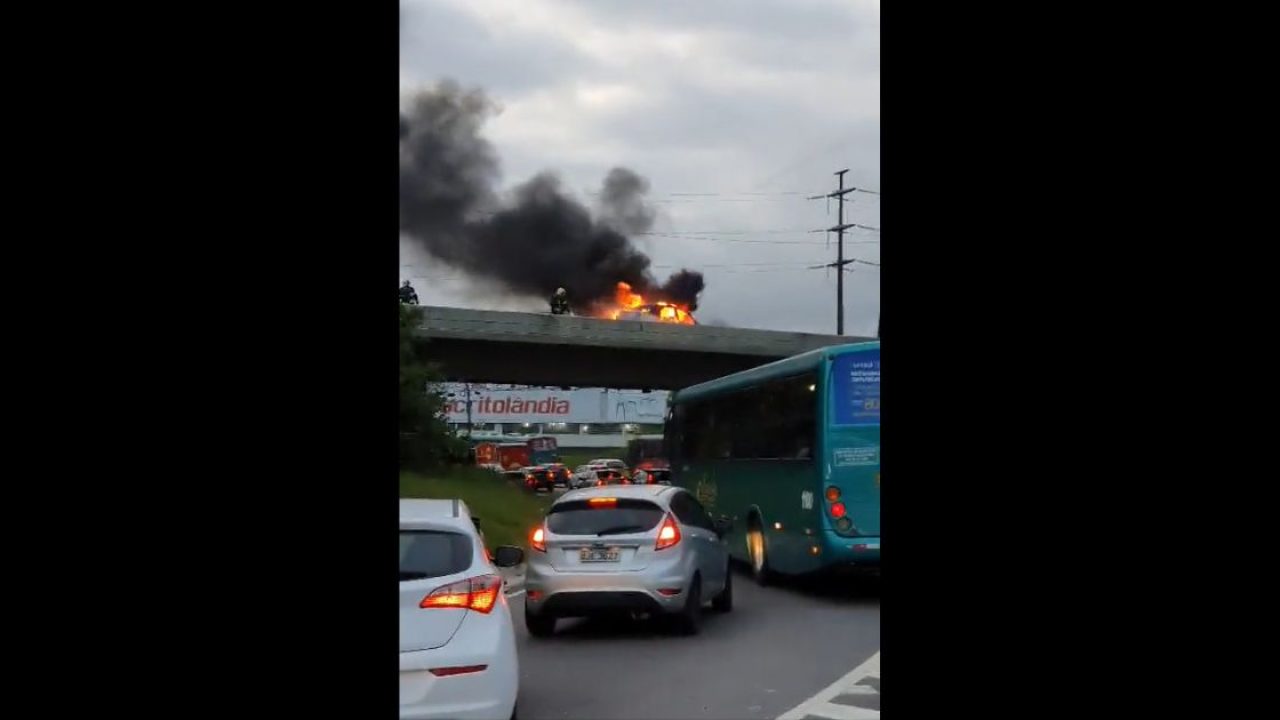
xmin=777 ymin=651 xmax=879 ymax=720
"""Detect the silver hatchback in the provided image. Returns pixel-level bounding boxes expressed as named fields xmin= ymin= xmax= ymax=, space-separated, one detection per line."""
xmin=523 ymin=485 xmax=733 ymax=636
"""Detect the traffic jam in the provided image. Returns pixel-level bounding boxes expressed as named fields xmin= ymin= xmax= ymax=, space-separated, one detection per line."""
xmin=401 ymin=442 xmax=707 ymax=720
xmin=399 ymin=482 xmax=730 ymax=720
xmin=471 ymin=434 xmax=671 ymax=493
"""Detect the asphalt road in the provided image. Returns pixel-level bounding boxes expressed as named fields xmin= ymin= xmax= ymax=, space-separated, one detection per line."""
xmin=508 ymin=568 xmax=880 ymax=720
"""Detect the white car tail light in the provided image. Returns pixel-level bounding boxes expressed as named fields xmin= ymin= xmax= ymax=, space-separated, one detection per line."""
xmin=419 ymin=574 xmax=502 ymax=614
xmin=655 ymin=513 xmax=681 ymax=551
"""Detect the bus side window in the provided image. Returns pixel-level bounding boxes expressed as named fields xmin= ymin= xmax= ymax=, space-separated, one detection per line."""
xmin=785 ymin=373 xmax=818 ymax=461
xmin=678 ymin=402 xmax=702 ymax=460
xmin=703 ymin=400 xmax=732 ymax=460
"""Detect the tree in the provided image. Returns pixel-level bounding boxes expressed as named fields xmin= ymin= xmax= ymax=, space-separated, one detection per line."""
xmin=400 ymin=303 xmax=463 ymax=469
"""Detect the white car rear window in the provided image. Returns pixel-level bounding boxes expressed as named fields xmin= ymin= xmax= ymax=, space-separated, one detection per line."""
xmin=399 ymin=530 xmax=471 ymax=581
xmin=546 ymin=499 xmax=664 ymax=536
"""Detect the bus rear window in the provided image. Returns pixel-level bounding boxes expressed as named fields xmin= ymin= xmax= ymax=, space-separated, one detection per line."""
xmin=546 ymin=499 xmax=665 ymax=536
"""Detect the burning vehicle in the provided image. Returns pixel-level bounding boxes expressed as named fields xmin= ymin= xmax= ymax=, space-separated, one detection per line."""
xmin=594 ymin=282 xmax=696 ymax=325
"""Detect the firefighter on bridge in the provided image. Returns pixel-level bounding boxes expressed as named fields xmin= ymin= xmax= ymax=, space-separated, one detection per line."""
xmin=399 ymin=280 xmax=419 ymax=305
xmin=550 ymin=287 xmax=570 ymax=315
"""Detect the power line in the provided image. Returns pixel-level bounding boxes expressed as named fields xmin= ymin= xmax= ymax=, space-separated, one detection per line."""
xmin=808 ymin=258 xmax=880 ymax=270
xmin=641 ymin=232 xmax=835 ymax=245
xmin=641 ymin=228 xmax=814 ymax=235
xmin=587 ymin=190 xmax=824 ymax=197
xmin=653 ymin=260 xmax=833 ymax=269
xmin=805 ymin=187 xmax=880 ymax=198
xmin=808 ymin=223 xmax=880 ymax=233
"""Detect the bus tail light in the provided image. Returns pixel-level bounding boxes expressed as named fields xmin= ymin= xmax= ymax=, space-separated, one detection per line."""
xmin=829 ymin=502 xmax=847 ymax=519
xmin=825 ymin=486 xmax=841 ymax=502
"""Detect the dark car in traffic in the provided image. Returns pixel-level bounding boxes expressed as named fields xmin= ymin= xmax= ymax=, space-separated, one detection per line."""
xmin=523 ymin=466 xmax=557 ymax=492
xmin=543 ymin=463 xmax=572 ymax=488
xmin=632 ymin=467 xmax=672 ymax=485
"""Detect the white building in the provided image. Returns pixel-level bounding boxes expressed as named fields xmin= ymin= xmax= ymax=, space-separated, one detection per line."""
xmin=441 ymin=385 xmax=668 ymax=448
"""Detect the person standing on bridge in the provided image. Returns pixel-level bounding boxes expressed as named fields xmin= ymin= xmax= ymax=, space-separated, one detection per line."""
xmin=550 ymin=287 xmax=570 ymax=315
xmin=399 ymin=280 xmax=419 ymax=305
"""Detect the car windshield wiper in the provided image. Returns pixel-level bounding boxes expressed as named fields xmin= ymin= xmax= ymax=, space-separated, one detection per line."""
xmin=595 ymin=525 xmax=646 ymax=536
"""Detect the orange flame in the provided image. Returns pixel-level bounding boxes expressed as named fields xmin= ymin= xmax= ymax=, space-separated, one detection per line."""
xmin=598 ymin=282 xmax=695 ymax=325
xmin=615 ymin=282 xmax=644 ymax=313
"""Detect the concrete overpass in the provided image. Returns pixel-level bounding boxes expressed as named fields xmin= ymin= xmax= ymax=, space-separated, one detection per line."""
xmin=415 ymin=305 xmax=868 ymax=390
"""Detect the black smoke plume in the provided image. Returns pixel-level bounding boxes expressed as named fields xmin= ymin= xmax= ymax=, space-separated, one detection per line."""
xmin=399 ymin=80 xmax=705 ymax=312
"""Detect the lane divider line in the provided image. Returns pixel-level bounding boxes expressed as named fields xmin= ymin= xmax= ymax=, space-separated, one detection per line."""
xmin=777 ymin=650 xmax=879 ymax=720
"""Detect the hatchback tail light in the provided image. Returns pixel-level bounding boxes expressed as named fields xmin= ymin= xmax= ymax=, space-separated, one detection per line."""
xmin=531 ymin=525 xmax=546 ymax=553
xmin=419 ymin=574 xmax=502 ymax=614
xmin=655 ymin=513 xmax=681 ymax=551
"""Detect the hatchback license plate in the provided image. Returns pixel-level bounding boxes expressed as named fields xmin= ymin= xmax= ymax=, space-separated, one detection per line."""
xmin=580 ymin=547 xmax=621 ymax=563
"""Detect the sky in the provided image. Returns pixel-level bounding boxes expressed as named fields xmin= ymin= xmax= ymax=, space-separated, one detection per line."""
xmin=399 ymin=0 xmax=879 ymax=335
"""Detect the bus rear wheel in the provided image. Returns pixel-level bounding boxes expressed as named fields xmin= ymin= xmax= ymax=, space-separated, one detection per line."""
xmin=747 ymin=519 xmax=774 ymax=586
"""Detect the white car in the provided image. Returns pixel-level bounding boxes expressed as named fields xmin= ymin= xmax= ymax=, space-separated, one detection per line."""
xmin=588 ymin=458 xmax=628 ymax=472
xmin=400 ymin=499 xmax=523 ymax=720
xmin=570 ymin=464 xmax=606 ymax=489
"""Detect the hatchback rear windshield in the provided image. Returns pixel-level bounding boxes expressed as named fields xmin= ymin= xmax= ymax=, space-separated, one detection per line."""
xmin=546 ymin=499 xmax=665 ymax=536
xmin=399 ymin=530 xmax=472 ymax=581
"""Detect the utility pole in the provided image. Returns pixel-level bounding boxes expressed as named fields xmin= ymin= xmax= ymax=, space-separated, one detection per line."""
xmin=808 ymin=174 xmax=880 ymax=335
xmin=465 ymin=382 xmax=473 ymax=438
xmin=835 ymin=169 xmax=848 ymax=334
xmin=809 ymin=169 xmax=857 ymax=334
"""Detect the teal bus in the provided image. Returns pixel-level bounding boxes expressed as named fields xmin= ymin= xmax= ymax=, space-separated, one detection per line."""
xmin=663 ymin=342 xmax=880 ymax=581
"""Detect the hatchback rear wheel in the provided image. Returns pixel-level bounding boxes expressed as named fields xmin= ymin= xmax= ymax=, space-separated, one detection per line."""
xmin=711 ymin=562 xmax=734 ymax=613
xmin=674 ymin=574 xmax=702 ymax=635
xmin=524 ymin=604 xmax=556 ymax=637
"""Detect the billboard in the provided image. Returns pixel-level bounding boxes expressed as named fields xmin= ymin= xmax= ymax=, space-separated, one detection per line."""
xmin=441 ymin=385 xmax=669 ymax=424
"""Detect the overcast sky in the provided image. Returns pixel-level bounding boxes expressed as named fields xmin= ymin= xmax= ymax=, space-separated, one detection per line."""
xmin=400 ymin=0 xmax=879 ymax=335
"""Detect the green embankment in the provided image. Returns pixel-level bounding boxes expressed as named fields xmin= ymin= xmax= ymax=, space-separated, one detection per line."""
xmin=398 ymin=449 xmax=627 ymax=549
xmin=557 ymin=448 xmax=626 ymax=468
xmin=400 ymin=467 xmax=553 ymax=550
